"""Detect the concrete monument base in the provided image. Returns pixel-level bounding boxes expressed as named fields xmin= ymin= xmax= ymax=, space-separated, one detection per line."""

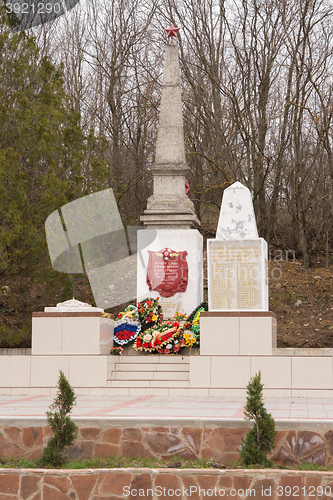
xmin=1 ymin=347 xmax=333 ymax=397
xmin=137 ymin=228 xmax=203 ymax=318
xmin=189 ymin=352 xmax=333 ymax=398
xmin=200 ymin=312 xmax=276 ymax=355
xmin=32 ymin=300 xmax=114 ymax=355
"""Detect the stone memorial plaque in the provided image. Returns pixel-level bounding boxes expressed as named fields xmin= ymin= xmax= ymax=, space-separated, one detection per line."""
xmin=208 ymin=239 xmax=268 ymax=311
xmin=158 ymin=294 xmax=183 ymax=319
xmin=137 ymin=229 xmax=203 ymax=318
xmin=146 ymin=248 xmax=188 ymax=298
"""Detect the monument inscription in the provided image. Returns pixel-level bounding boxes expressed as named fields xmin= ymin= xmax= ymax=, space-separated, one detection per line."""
xmin=209 ymin=240 xmax=263 ymax=310
xmin=207 ymin=181 xmax=268 ymax=311
xmin=146 ymin=248 xmax=188 ymax=298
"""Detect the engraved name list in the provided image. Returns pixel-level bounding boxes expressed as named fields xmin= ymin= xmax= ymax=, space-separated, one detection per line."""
xmin=209 ymin=241 xmax=262 ymax=310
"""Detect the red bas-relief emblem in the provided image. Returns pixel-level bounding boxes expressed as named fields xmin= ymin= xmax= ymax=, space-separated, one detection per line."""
xmin=146 ymin=248 xmax=188 ymax=298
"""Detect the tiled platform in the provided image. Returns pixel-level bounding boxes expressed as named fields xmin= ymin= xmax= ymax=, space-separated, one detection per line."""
xmin=1 ymin=394 xmax=333 ymax=421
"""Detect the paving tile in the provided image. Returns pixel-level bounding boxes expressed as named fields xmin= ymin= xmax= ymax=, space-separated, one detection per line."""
xmin=307 ymin=404 xmax=325 ymax=410
xmin=271 ymin=410 xmax=290 ymax=416
xmin=324 ymin=411 xmax=333 ymax=418
xmin=0 ymin=394 xmax=331 ymax=420
xmin=289 ymin=412 xmax=309 ymax=418
xmin=307 ymin=411 xmax=328 ymax=418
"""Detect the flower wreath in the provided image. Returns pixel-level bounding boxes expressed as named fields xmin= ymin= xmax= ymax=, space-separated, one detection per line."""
xmin=137 ymin=297 xmax=162 ymax=332
xmin=188 ymin=301 xmax=208 ymax=337
xmin=134 ymin=321 xmax=183 ymax=352
xmin=183 ymin=329 xmax=197 ymax=347
xmin=114 ymin=305 xmax=141 ymax=345
xmin=156 ymin=335 xmax=186 ymax=354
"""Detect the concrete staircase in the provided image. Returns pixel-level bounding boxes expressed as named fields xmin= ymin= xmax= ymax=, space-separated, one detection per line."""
xmin=107 ymin=356 xmax=190 ymax=395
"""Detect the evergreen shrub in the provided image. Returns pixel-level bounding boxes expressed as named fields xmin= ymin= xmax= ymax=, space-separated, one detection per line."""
xmin=239 ymin=371 xmax=277 ymax=467
xmin=39 ymin=370 xmax=77 ymax=467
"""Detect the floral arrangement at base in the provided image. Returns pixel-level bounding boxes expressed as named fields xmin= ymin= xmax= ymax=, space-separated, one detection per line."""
xmin=110 ymin=346 xmax=124 ymax=355
xmin=134 ymin=321 xmax=183 ymax=353
xmin=183 ymin=329 xmax=197 ymax=347
xmin=156 ymin=336 xmax=186 ymax=354
xmin=184 ymin=301 xmax=209 ymax=347
xmin=137 ymin=297 xmax=162 ymax=332
xmin=188 ymin=301 xmax=208 ymax=333
xmin=114 ymin=305 xmax=141 ymax=345
xmin=174 ymin=311 xmax=189 ymax=322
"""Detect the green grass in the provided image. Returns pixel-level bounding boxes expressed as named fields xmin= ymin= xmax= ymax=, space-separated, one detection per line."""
xmin=0 ymin=454 xmax=218 ymax=470
xmin=296 ymin=462 xmax=333 ymax=472
xmin=0 ymin=454 xmax=332 ymax=471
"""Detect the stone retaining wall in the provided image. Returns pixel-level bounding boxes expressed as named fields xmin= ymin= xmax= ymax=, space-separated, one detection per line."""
xmin=1 ymin=423 xmax=333 ymax=467
xmin=0 ymin=468 xmax=333 ymax=499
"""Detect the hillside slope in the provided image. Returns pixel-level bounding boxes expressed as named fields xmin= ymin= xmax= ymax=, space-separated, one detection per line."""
xmin=0 ymin=260 xmax=333 ymax=348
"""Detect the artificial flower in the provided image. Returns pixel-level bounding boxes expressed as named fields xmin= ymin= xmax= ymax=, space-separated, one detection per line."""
xmin=114 ymin=305 xmax=141 ymax=345
xmin=134 ymin=321 xmax=183 ymax=353
xmin=183 ymin=331 xmax=197 ymax=347
xmin=110 ymin=346 xmax=124 ymax=355
xmin=138 ymin=297 xmax=162 ymax=332
xmin=193 ymin=315 xmax=200 ymax=326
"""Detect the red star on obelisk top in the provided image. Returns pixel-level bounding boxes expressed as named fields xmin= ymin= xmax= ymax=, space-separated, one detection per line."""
xmin=166 ymin=23 xmax=180 ymax=43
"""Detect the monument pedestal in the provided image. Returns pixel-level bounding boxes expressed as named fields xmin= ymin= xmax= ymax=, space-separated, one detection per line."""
xmin=32 ymin=312 xmax=113 ymax=355
xmin=32 ymin=300 xmax=114 ymax=355
xmin=200 ymin=311 xmax=277 ymax=355
xmin=137 ymin=229 xmax=203 ymax=318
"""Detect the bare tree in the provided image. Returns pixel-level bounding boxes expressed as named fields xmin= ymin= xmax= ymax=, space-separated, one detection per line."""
xmin=31 ymin=0 xmax=333 ymax=265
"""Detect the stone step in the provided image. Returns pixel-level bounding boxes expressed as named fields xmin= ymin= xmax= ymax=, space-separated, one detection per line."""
xmin=112 ymin=370 xmax=189 ymax=382
xmin=116 ymin=356 xmax=190 ymax=364
xmin=108 ymin=380 xmax=190 ymax=388
xmin=115 ymin=362 xmax=189 ymax=372
xmin=107 ymin=355 xmax=190 ymax=388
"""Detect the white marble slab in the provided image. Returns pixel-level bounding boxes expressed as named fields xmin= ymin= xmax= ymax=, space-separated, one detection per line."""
xmin=44 ymin=299 xmax=104 ymax=312
xmin=207 ymin=238 xmax=268 ymax=311
xmin=137 ymin=229 xmax=203 ymax=318
xmin=216 ymin=181 xmax=258 ymax=240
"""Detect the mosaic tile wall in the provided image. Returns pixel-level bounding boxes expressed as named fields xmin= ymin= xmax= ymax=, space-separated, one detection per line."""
xmin=0 ymin=469 xmax=333 ymax=500
xmin=0 ymin=424 xmax=333 ymax=467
